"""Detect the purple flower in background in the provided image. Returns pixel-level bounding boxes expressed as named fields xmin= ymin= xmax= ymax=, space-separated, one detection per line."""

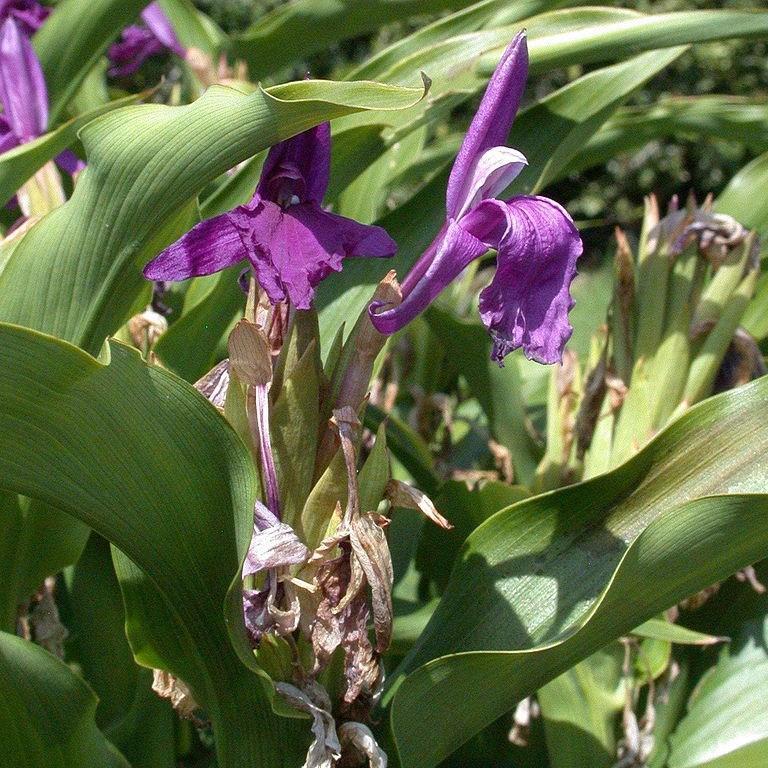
xmin=144 ymin=123 xmax=397 ymax=310
xmin=108 ymin=2 xmax=186 ymax=78
xmin=369 ymin=32 xmax=582 ymax=365
xmin=0 ymin=0 xmax=49 ymax=35
xmin=0 ymin=16 xmax=82 ymax=173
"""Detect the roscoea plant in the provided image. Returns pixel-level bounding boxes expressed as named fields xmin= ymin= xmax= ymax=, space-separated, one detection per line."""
xmin=2 ymin=3 xmax=768 ymax=768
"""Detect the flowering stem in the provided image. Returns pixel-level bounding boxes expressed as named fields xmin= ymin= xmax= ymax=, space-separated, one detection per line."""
xmin=252 ymin=383 xmax=281 ymax=519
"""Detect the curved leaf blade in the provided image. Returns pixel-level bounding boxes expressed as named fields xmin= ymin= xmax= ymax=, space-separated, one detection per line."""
xmin=34 ymin=0 xmax=150 ymax=123
xmin=0 ymin=92 xmax=146 ymax=208
xmin=0 ymin=631 xmax=129 ymax=767
xmin=0 ymin=323 xmax=306 ymax=767
xmin=388 ymin=377 xmax=768 ymax=767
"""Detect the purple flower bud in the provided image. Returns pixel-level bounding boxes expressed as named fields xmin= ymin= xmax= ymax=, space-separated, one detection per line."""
xmin=0 ymin=17 xmax=85 ymax=177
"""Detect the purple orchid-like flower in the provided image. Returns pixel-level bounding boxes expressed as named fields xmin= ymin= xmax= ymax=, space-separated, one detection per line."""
xmin=0 ymin=15 xmax=82 ymax=174
xmin=144 ymin=122 xmax=397 ymax=310
xmin=369 ymin=32 xmax=583 ymax=365
xmin=0 ymin=0 xmax=49 ymax=35
xmin=108 ymin=2 xmax=186 ymax=78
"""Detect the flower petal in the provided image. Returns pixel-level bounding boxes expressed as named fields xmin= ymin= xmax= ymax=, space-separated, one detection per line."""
xmin=55 ymin=148 xmax=85 ymax=176
xmin=369 ymin=218 xmax=488 ymax=334
xmin=257 ymin=123 xmax=331 ymax=206
xmin=143 ymin=211 xmax=247 ymax=281
xmin=0 ymin=17 xmax=47 ymax=141
xmin=446 ymin=31 xmax=528 ymax=218
xmin=0 ymin=113 xmax=19 ymax=153
xmin=0 ymin=1 xmax=50 ymax=35
xmin=452 ymin=145 xmax=528 ymax=219
xmin=476 ymin=195 xmax=582 ymax=365
xmin=233 ymin=197 xmax=395 ymax=310
xmin=242 ymin=501 xmax=309 ymax=577
xmin=141 ymin=2 xmax=185 ymax=57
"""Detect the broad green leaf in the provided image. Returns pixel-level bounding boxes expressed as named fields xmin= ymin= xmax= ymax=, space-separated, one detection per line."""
xmin=34 ymin=0 xmax=150 ymax=123
xmin=388 ymin=376 xmax=768 ymax=767
xmin=633 ymin=618 xmax=727 ymax=646
xmin=417 ymin=480 xmax=530 ymax=594
xmin=232 ymin=0 xmax=493 ymax=79
xmin=63 ymin=535 xmax=175 ymax=768
xmin=0 ymin=493 xmax=88 ymax=633
xmin=336 ymin=127 xmax=426 ymax=223
xmin=668 ymin=615 xmax=768 ymax=768
xmin=509 ymin=47 xmax=687 ymax=195
xmin=538 ymin=646 xmax=625 ymax=768
xmin=0 ymin=92 xmax=147 ymax=209
xmin=0 ymin=79 xmax=426 ymax=355
xmin=0 ymin=631 xmax=128 ymax=767
xmin=159 ymin=0 xmax=225 ymax=54
xmin=566 ymin=97 xmax=768 ymax=177
xmin=0 ymin=323 xmax=307 ymax=768
xmin=347 ymin=0 xmax=573 ymax=82
xmin=505 ymin=10 xmax=768 ymax=74
xmin=154 ymin=265 xmax=243 ymax=382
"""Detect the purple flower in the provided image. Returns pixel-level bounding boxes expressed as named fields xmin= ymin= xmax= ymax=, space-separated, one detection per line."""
xmin=0 ymin=0 xmax=49 ymax=35
xmin=108 ymin=2 xmax=186 ymax=78
xmin=144 ymin=123 xmax=397 ymax=310
xmin=369 ymin=32 xmax=582 ymax=365
xmin=0 ymin=16 xmax=83 ymax=173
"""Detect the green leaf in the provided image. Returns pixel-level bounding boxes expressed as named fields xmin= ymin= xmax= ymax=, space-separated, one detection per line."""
xmin=0 ymin=78 xmax=426 ymax=355
xmin=346 ymin=0 xmax=571 ymax=83
xmin=0 ymin=631 xmax=129 ymax=767
xmin=159 ymin=0 xmax=225 ymax=55
xmin=565 ymin=97 xmax=768 ymax=177
xmin=63 ymin=535 xmax=175 ymax=767
xmin=518 ymin=10 xmax=768 ymax=74
xmin=667 ymin=615 xmax=768 ymax=768
xmin=0 ymin=493 xmax=88 ymax=633
xmin=633 ymin=618 xmax=727 ymax=646
xmin=425 ymin=305 xmax=542 ymax=486
xmin=363 ymin=405 xmax=440 ymax=495
xmin=0 ymin=92 xmax=147 ymax=209
xmin=232 ymin=0 xmax=496 ymax=79
xmin=0 ymin=323 xmax=308 ymax=768
xmin=34 ymin=0 xmax=150 ymax=123
xmin=388 ymin=376 xmax=768 ymax=767
xmin=715 ymin=149 xmax=768 ymax=233
xmin=538 ymin=646 xmax=625 ymax=768
xmin=416 ymin=480 xmax=530 ymax=594
xmin=154 ymin=266 xmax=243 ymax=382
